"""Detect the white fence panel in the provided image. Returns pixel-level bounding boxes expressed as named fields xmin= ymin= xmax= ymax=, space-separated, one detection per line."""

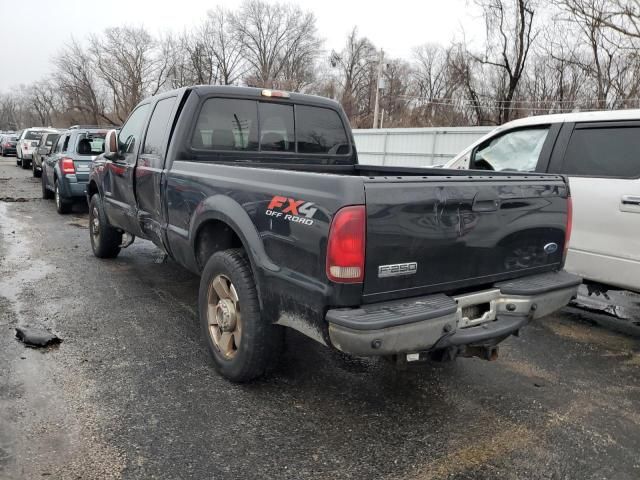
xmin=352 ymin=127 xmax=494 ymax=167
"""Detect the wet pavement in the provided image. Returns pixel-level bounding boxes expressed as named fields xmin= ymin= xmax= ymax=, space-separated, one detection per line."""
xmin=0 ymin=155 xmax=639 ymax=480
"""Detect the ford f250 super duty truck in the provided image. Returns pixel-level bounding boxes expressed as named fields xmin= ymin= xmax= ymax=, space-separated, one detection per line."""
xmin=87 ymin=86 xmax=581 ymax=382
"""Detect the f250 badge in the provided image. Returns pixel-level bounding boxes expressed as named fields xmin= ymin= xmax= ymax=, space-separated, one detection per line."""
xmin=266 ymin=195 xmax=318 ymax=226
xmin=378 ymin=262 xmax=418 ymax=278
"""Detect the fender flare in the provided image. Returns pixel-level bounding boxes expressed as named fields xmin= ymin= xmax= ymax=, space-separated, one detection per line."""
xmin=189 ymin=195 xmax=280 ymax=306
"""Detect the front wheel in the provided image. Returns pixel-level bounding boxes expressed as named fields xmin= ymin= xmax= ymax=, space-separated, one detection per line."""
xmin=199 ymin=249 xmax=283 ymax=382
xmin=32 ymin=160 xmax=41 ymax=178
xmin=21 ymin=158 xmax=30 ymax=170
xmin=89 ymin=194 xmax=122 ymax=258
xmin=54 ymin=180 xmax=72 ymax=214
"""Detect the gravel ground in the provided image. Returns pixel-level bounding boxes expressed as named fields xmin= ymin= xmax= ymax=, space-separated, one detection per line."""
xmin=0 ymin=155 xmax=639 ymax=480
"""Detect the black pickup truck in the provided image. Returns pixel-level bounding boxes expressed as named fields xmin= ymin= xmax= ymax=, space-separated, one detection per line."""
xmin=87 ymin=86 xmax=580 ymax=381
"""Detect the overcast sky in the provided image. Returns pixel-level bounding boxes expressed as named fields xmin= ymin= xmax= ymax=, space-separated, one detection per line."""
xmin=0 ymin=0 xmax=484 ymax=92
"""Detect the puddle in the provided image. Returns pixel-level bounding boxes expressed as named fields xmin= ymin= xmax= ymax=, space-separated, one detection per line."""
xmin=0 ymin=203 xmax=54 ymax=322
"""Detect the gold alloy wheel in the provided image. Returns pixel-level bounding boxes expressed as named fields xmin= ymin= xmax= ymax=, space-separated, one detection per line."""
xmin=207 ymin=274 xmax=242 ymax=359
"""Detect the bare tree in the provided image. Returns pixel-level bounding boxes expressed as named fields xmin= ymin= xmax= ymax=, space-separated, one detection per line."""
xmin=205 ymin=7 xmax=246 ymax=85
xmin=330 ymin=27 xmax=378 ymax=125
xmin=232 ymin=0 xmax=322 ymax=89
xmin=472 ymin=0 xmax=539 ymax=123
xmin=54 ymin=38 xmax=109 ymax=125
xmin=89 ymin=26 xmax=170 ymax=122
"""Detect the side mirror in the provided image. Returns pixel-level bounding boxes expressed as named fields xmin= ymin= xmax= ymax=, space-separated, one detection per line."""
xmin=103 ymin=129 xmax=120 ymax=161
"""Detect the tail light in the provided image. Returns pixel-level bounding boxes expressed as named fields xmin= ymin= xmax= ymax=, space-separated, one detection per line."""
xmin=326 ymin=205 xmax=366 ymax=283
xmin=564 ymin=196 xmax=573 ymax=258
xmin=61 ymin=157 xmax=75 ymax=174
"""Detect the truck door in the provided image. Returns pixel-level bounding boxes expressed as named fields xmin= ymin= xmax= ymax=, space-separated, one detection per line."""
xmin=551 ymin=121 xmax=640 ymax=292
xmin=103 ymin=103 xmax=151 ymax=236
xmin=135 ymin=95 xmax=178 ymax=248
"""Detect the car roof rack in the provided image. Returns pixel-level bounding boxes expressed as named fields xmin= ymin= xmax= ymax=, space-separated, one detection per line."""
xmin=68 ymin=125 xmax=101 ymax=129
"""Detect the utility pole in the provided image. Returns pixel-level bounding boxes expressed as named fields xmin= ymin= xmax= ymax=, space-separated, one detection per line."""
xmin=372 ymin=48 xmax=384 ymax=129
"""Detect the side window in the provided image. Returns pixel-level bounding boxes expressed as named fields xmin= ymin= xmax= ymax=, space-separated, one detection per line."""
xmin=562 ymin=126 xmax=640 ymax=177
xmin=142 ymin=97 xmax=177 ymax=156
xmin=259 ymin=102 xmax=294 ymax=152
xmin=191 ymin=98 xmax=258 ymax=151
xmin=118 ymin=104 xmax=151 ymax=155
xmin=472 ymin=127 xmax=549 ymax=172
xmin=296 ymin=106 xmax=349 ymax=154
xmin=62 ymin=135 xmax=70 ymax=153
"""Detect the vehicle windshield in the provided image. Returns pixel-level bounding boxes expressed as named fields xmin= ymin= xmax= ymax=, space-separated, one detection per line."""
xmin=76 ymin=132 xmax=107 ymax=155
xmin=25 ymin=131 xmax=47 ymax=141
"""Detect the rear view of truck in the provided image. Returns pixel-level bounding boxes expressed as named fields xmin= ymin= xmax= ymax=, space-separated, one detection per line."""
xmin=87 ymin=85 xmax=580 ymax=382
xmin=326 ymin=169 xmax=580 ymax=363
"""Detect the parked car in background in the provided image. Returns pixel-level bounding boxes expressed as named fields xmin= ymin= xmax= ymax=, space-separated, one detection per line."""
xmin=42 ymin=128 xmax=107 ymax=213
xmin=0 ymin=134 xmax=18 ymax=156
xmin=32 ymin=131 xmax=61 ymax=178
xmin=444 ymin=109 xmax=640 ymax=294
xmin=16 ymin=128 xmax=58 ymax=169
xmin=86 ymin=85 xmax=579 ymax=382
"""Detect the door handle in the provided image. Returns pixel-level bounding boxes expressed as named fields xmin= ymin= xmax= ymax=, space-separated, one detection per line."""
xmin=621 ymin=195 xmax=640 ymax=206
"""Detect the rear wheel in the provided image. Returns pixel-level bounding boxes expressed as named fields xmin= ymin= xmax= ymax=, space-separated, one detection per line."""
xmin=199 ymin=249 xmax=283 ymax=382
xmin=54 ymin=179 xmax=72 ymax=214
xmin=41 ymin=174 xmax=53 ymax=199
xmin=89 ymin=194 xmax=121 ymax=258
xmin=21 ymin=158 xmax=30 ymax=169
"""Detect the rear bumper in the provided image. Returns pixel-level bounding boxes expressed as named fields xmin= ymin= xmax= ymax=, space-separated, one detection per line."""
xmin=326 ymin=270 xmax=581 ymax=356
xmin=58 ymin=175 xmax=88 ymax=198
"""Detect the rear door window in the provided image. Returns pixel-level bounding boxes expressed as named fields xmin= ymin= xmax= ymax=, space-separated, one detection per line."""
xmin=143 ymin=96 xmax=177 ymax=156
xmin=472 ymin=127 xmax=550 ymax=172
xmin=191 ymin=98 xmax=258 ymax=151
xmin=259 ymin=103 xmax=294 ymax=152
xmin=296 ymin=106 xmax=349 ymax=154
xmin=562 ymin=125 xmax=640 ymax=177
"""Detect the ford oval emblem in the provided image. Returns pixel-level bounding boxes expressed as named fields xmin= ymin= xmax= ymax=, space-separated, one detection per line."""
xmin=544 ymin=242 xmax=559 ymax=254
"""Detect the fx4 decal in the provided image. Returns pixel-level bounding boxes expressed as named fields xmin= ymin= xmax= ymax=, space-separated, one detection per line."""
xmin=266 ymin=195 xmax=318 ymax=226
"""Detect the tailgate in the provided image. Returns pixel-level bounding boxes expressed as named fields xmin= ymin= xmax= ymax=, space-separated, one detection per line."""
xmin=363 ymin=176 xmax=569 ymax=302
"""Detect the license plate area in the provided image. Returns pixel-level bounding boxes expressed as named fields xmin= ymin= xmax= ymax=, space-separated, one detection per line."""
xmin=454 ymin=289 xmax=500 ymax=328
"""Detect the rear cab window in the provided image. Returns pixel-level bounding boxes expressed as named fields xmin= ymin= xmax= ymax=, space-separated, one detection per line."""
xmin=190 ymin=97 xmax=351 ymax=158
xmin=562 ymin=124 xmax=640 ymax=177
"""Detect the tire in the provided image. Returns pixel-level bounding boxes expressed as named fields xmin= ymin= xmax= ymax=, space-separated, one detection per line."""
xmin=89 ymin=194 xmax=121 ymax=258
xmin=41 ymin=174 xmax=53 ymax=199
xmin=21 ymin=158 xmax=30 ymax=169
xmin=32 ymin=160 xmax=41 ymax=178
xmin=199 ymin=249 xmax=283 ymax=382
xmin=54 ymin=179 xmax=72 ymax=214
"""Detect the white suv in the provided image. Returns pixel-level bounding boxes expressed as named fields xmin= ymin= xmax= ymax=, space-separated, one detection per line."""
xmin=444 ymin=109 xmax=640 ymax=294
xmin=16 ymin=128 xmax=59 ymax=169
